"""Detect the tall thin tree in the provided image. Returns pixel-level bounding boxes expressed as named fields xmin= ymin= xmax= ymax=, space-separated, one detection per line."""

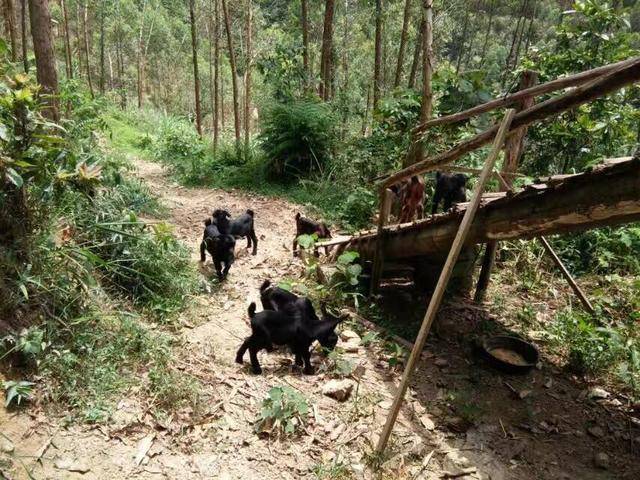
xmin=99 ymin=1 xmax=105 ymax=93
xmin=221 ymin=0 xmax=241 ymax=146
xmin=208 ymin=0 xmax=219 ymax=149
xmin=319 ymin=0 xmax=335 ymax=101
xmin=27 ymin=0 xmax=58 ymax=120
xmin=189 ymin=0 xmax=202 ymax=135
xmin=213 ymin=0 xmax=220 ymax=149
xmin=407 ymin=17 xmax=423 ymax=89
xmin=244 ymin=0 xmax=252 ymax=150
xmin=2 ymin=0 xmax=18 ymax=61
xmin=20 ymin=0 xmax=27 ymax=72
xmin=394 ymin=0 xmax=412 ymax=88
xmin=300 ymin=0 xmax=310 ymax=88
xmin=82 ymin=1 xmax=94 ymax=98
xmin=60 ymin=0 xmax=73 ymax=78
xmin=404 ymin=0 xmax=432 ymax=167
xmin=373 ymin=0 xmax=383 ymax=107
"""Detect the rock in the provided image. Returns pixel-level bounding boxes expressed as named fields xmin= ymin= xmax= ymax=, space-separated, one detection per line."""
xmin=340 ymin=330 xmax=361 ymax=342
xmin=434 ymin=358 xmax=449 ymax=368
xmin=343 ymin=340 xmax=360 ymax=353
xmin=587 ymin=425 xmax=605 ymax=439
xmin=419 ymin=414 xmax=435 ymax=431
xmin=588 ymin=387 xmax=610 ymax=400
xmin=445 ymin=416 xmax=471 ymax=433
xmin=518 ymin=390 xmax=532 ymax=399
xmin=54 ymin=458 xmax=91 ymax=474
xmin=0 ymin=437 xmax=14 ymax=453
xmin=593 ymin=452 xmax=609 ymax=469
xmin=322 ymin=379 xmax=354 ymax=402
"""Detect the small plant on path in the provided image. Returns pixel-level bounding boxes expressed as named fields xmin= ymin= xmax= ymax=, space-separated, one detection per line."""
xmin=255 ymin=386 xmax=310 ymax=436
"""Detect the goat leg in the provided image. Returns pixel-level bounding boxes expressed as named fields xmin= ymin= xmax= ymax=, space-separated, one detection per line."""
xmin=249 ymin=346 xmax=262 ymax=374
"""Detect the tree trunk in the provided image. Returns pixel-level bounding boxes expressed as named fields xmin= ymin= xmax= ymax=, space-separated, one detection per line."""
xmin=480 ymin=0 xmax=495 ymax=64
xmin=60 ymin=0 xmax=72 ymax=78
xmin=27 ymin=0 xmax=58 ymax=120
xmin=213 ymin=0 xmax=220 ymax=150
xmin=455 ymin=5 xmax=470 ymax=75
xmin=319 ymin=0 xmax=335 ymax=101
xmin=99 ymin=4 xmax=105 ymax=93
xmin=362 ymin=83 xmax=371 ymax=136
xmin=394 ymin=0 xmax=412 ymax=88
xmin=408 ymin=17 xmax=423 ymax=89
xmin=373 ymin=0 xmax=383 ymax=107
xmin=82 ymin=1 xmax=94 ymax=98
xmin=404 ymin=0 xmax=432 ymax=167
xmin=137 ymin=0 xmax=146 ymax=108
xmin=340 ymin=0 xmax=350 ymax=139
xmin=301 ymin=0 xmax=310 ymax=89
xmin=3 ymin=0 xmax=18 ymax=61
xmin=208 ymin=0 xmax=218 ymax=149
xmin=244 ymin=0 xmax=252 ymax=150
xmin=221 ymin=0 xmax=241 ymax=147
xmin=20 ymin=0 xmax=28 ymax=72
xmin=189 ymin=0 xmax=203 ymax=136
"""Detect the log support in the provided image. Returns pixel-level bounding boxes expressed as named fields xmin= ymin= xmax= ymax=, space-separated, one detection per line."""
xmin=475 ymin=70 xmax=538 ymax=302
xmin=375 ymin=109 xmax=516 ymax=456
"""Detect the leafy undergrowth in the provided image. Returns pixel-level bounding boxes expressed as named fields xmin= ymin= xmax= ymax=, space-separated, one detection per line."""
xmin=1 ymin=76 xmax=200 ymax=421
xmin=488 ymin=236 xmax=640 ymax=399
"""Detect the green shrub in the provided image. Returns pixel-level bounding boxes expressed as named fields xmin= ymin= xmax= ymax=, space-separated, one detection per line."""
xmin=259 ymin=100 xmax=336 ymax=178
xmin=255 ymin=386 xmax=310 ymax=436
xmin=338 ymin=187 xmax=376 ymax=229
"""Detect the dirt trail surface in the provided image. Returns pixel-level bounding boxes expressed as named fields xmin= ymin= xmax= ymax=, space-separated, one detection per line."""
xmin=2 ymin=159 xmax=639 ymax=479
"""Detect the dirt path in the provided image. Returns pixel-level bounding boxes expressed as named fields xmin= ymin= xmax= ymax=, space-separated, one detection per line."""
xmin=2 ymin=160 xmax=639 ymax=480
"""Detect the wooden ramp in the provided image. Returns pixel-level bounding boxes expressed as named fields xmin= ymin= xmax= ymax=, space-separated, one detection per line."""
xmin=317 ymin=157 xmax=640 ymax=261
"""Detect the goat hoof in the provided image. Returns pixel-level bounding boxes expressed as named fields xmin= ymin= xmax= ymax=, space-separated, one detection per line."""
xmin=235 ymin=356 xmax=243 ymax=365
xmin=303 ymin=367 xmax=314 ymax=375
xmin=251 ymin=366 xmax=263 ymax=375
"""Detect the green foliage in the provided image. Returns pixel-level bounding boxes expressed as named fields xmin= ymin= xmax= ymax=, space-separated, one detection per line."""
xmin=259 ymin=100 xmax=336 ymax=179
xmin=256 ymin=386 xmax=310 ymax=436
xmin=523 ymin=0 xmax=640 ymax=175
xmin=3 ymin=380 xmax=35 ymax=408
xmin=548 ymin=226 xmax=640 ymax=275
xmin=323 ymin=350 xmax=356 ymax=378
xmin=338 ymin=187 xmax=376 ymax=229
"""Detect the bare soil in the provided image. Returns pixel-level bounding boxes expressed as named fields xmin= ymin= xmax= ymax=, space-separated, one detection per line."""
xmin=1 ymin=160 xmax=639 ymax=479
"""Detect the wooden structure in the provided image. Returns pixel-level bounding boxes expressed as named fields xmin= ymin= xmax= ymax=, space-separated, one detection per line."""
xmin=313 ymin=58 xmax=640 ymax=455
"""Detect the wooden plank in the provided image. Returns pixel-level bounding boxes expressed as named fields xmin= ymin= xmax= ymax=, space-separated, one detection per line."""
xmin=538 ymin=236 xmax=595 ymax=315
xmin=413 ymin=57 xmax=638 ymax=133
xmin=381 ymin=57 xmax=640 ymax=189
xmin=375 ymin=109 xmax=516 ymax=456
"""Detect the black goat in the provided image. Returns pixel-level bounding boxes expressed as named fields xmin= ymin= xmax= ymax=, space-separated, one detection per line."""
xmin=199 ymin=218 xmax=236 ymax=280
xmin=235 ymin=302 xmax=343 ymax=374
xmin=214 ymin=209 xmax=258 ymax=255
xmin=259 ymin=280 xmax=320 ymax=322
xmin=431 ymin=172 xmax=467 ymax=215
xmin=293 ymin=212 xmax=332 ymax=254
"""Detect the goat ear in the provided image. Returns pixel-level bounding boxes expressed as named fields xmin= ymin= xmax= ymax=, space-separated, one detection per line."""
xmin=224 ymin=210 xmax=231 ymax=217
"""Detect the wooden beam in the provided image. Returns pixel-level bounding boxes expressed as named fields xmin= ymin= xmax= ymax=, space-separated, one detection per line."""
xmin=382 ymin=57 xmax=640 ymax=189
xmin=538 ymin=236 xmax=595 ymax=315
xmin=375 ymin=109 xmax=516 ymax=456
xmin=413 ymin=57 xmax=638 ymax=133
xmin=350 ymin=158 xmax=640 ymax=259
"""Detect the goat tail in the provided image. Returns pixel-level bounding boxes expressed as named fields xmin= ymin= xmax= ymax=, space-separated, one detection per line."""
xmin=259 ymin=279 xmax=271 ymax=294
xmin=204 ymin=218 xmax=212 ymax=227
xmin=246 ymin=209 xmax=255 ymax=217
xmin=248 ymin=302 xmax=257 ymax=318
xmin=295 ymin=212 xmax=301 ymax=220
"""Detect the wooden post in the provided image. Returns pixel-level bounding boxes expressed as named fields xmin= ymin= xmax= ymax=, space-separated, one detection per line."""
xmin=538 ymin=236 xmax=595 ymax=315
xmin=375 ymin=109 xmax=516 ymax=456
xmin=370 ymin=188 xmax=394 ymax=294
xmin=475 ymin=70 xmax=538 ymax=302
